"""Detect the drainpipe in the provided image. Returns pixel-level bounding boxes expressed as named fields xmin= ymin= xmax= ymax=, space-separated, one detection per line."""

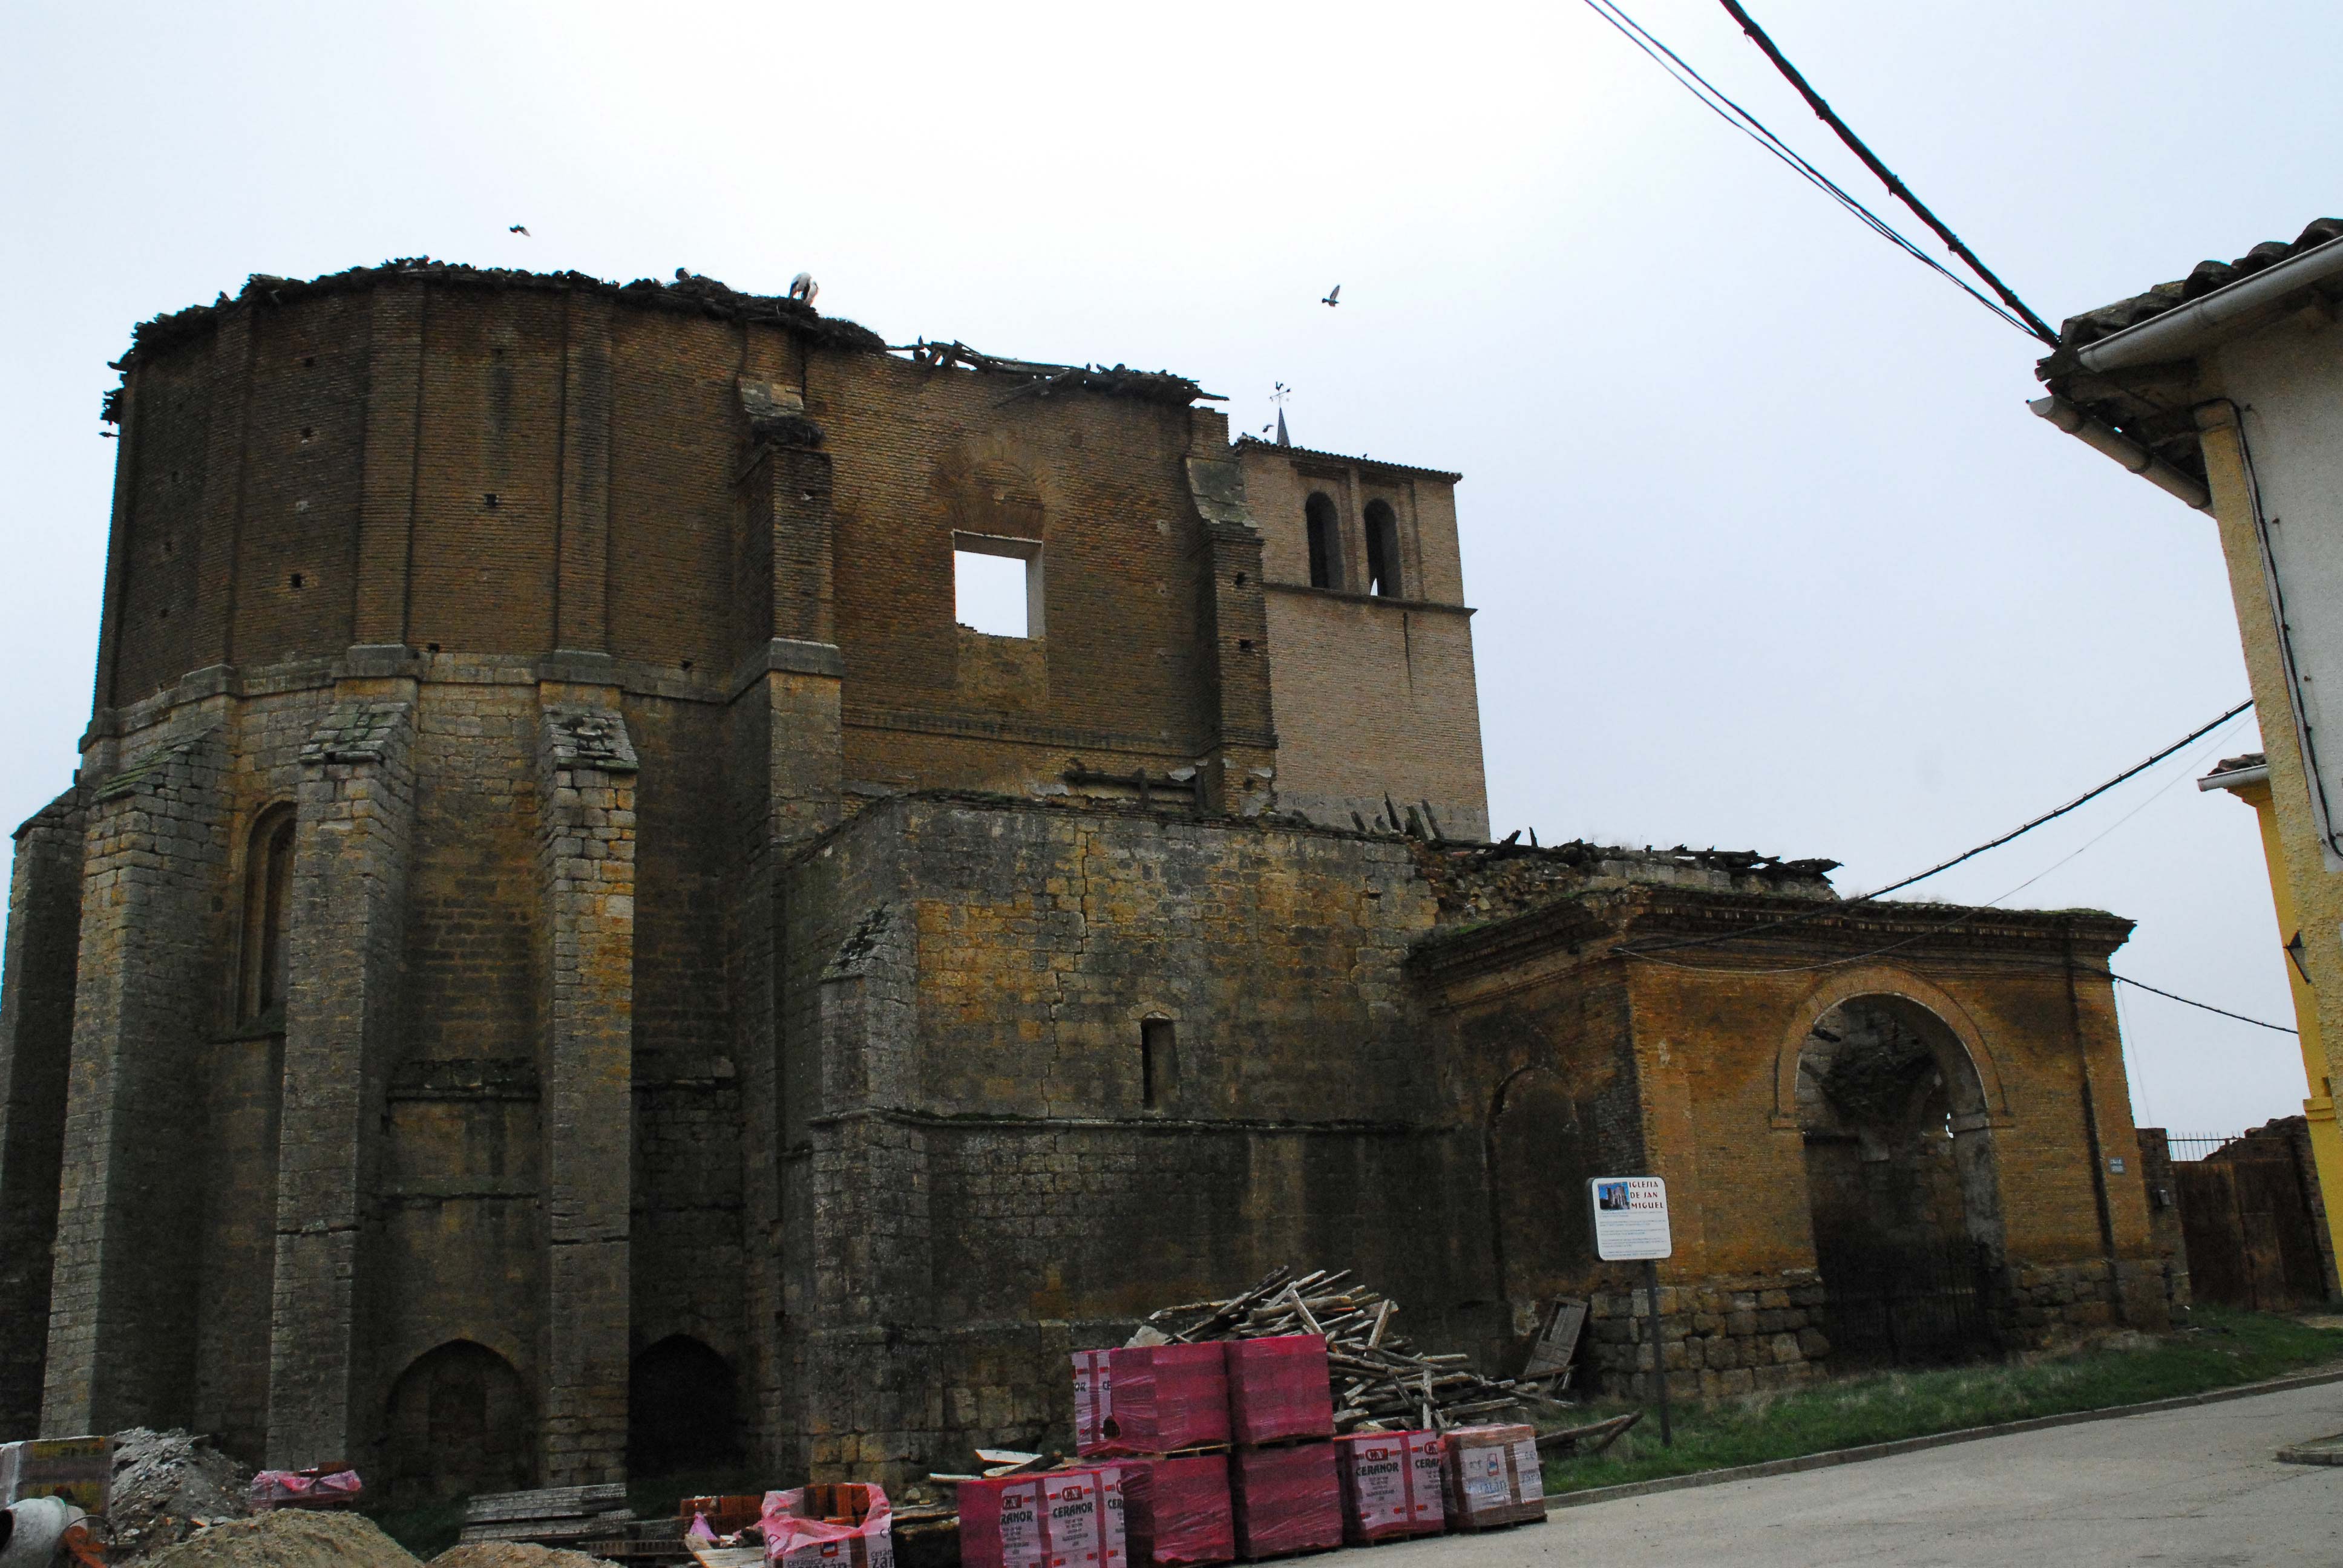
xmin=2029 ymin=396 xmax=2211 ymax=512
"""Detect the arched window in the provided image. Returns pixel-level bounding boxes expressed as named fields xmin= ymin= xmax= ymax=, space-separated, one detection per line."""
xmin=1363 ymin=500 xmax=1402 ymax=598
xmin=384 ymin=1340 xmax=534 ymax=1502
xmin=239 ymin=805 xmax=295 ymax=1024
xmin=1303 ymin=493 xmax=1340 ymax=590
xmin=630 ymin=1335 xmax=742 ymax=1476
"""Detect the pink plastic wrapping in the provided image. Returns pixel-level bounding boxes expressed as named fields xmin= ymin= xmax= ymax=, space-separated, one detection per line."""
xmin=960 ymin=1471 xmax=1119 ymax=1568
xmin=1089 ymin=1465 xmax=1128 ymax=1568
xmin=247 ymin=1469 xmax=364 ymax=1510
xmin=1221 ymin=1336 xmax=1334 ymax=1448
xmin=760 ymin=1483 xmax=896 ymax=1567
xmin=1073 ymin=1348 xmax=1122 ymax=1457
xmin=1104 ymin=1344 xmax=1229 ymax=1453
xmin=1227 ymin=1443 xmax=1341 ymax=1561
xmin=1121 ymin=1455 xmax=1234 ymax=1568
xmin=1333 ymin=1431 xmax=1445 ymax=1544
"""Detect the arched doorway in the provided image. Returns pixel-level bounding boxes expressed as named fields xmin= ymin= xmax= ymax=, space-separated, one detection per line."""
xmin=1795 ymin=995 xmax=2005 ymax=1364
xmin=629 ymin=1336 xmax=741 ymax=1477
xmin=384 ymin=1341 xmax=534 ymax=1502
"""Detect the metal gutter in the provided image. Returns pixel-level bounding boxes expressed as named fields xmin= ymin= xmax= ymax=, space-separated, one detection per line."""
xmin=2077 ymin=232 xmax=2343 ymax=373
xmin=2027 ymin=395 xmax=2212 ymax=511
xmin=2198 ymin=763 xmax=2270 ymax=792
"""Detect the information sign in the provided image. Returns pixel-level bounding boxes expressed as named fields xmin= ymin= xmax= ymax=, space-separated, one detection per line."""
xmin=1589 ymin=1176 xmax=1671 ymax=1261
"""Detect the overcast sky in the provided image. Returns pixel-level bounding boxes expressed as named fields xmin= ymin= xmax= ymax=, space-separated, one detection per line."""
xmin=5 ymin=0 xmax=2337 ymax=1134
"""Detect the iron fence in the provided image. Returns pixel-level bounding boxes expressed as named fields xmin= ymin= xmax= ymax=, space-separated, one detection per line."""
xmin=1820 ymin=1240 xmax=1999 ymax=1368
xmin=2166 ymin=1132 xmax=2247 ymax=1163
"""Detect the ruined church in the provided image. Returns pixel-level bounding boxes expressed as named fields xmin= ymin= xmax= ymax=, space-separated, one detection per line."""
xmin=0 ymin=262 xmax=2172 ymax=1498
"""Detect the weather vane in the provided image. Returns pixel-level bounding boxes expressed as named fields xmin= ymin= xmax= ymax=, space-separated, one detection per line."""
xmin=1261 ymin=382 xmax=1293 ymax=445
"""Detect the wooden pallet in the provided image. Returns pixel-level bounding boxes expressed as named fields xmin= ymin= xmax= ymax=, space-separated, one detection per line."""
xmin=459 ymin=1484 xmax=634 ymax=1546
xmin=1445 ymin=1508 xmax=1550 ymax=1534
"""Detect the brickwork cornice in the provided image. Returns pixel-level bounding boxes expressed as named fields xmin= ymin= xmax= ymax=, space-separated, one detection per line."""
xmin=1261 ymin=581 xmax=1477 ymax=615
xmin=1412 ymin=885 xmax=2134 ymax=993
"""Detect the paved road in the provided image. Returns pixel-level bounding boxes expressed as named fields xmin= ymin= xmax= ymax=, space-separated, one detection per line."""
xmin=1357 ymin=1379 xmax=2343 ymax=1567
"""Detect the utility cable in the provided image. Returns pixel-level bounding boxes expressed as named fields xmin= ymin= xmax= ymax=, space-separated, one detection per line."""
xmin=2106 ymin=973 xmax=2296 ymax=1036
xmin=1716 ymin=1 xmax=2062 ymax=347
xmin=1619 ymin=697 xmax=2255 ymax=959
xmin=1628 ymin=735 xmax=2229 ymax=977
xmin=1579 ymin=0 xmax=2038 ymax=339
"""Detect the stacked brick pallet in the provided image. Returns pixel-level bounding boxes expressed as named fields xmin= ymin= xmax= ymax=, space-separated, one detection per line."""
xmin=1050 ymin=1334 xmax=1542 ymax=1564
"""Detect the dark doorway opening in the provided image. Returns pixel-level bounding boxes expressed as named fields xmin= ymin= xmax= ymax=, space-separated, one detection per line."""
xmin=629 ymin=1335 xmax=741 ymax=1477
xmin=385 ymin=1340 xmax=534 ymax=1502
xmin=1797 ymin=995 xmax=2006 ymax=1366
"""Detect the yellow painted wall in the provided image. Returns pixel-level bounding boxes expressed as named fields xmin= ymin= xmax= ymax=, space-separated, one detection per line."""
xmin=2193 ymin=411 xmax=2343 ymax=1289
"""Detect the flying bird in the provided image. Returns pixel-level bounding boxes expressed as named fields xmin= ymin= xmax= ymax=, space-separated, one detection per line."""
xmin=1322 ymin=284 xmax=1340 ymax=307
xmin=508 ymin=224 xmax=530 ymax=236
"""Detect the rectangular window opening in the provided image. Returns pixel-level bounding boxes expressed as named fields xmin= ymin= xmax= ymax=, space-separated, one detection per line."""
xmin=1142 ymin=1018 xmax=1177 ymax=1109
xmin=954 ymin=533 xmax=1044 ymax=638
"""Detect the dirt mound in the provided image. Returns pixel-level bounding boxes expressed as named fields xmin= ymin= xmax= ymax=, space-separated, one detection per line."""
xmin=106 ymin=1428 xmax=254 ymax=1559
xmin=427 ymin=1544 xmax=615 ymax=1568
xmin=139 ymin=1512 xmax=416 ymax=1568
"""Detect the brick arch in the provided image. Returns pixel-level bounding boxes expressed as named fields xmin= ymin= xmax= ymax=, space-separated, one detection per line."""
xmin=1771 ymin=965 xmax=2010 ymax=1127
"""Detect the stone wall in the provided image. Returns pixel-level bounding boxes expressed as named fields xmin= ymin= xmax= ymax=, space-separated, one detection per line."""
xmin=1588 ymin=1271 xmax=1829 ymax=1400
xmin=773 ymin=797 xmax=1492 ymax=1485
xmin=45 ymin=717 xmax=231 ymax=1432
xmin=0 ymin=792 xmax=85 ymax=1436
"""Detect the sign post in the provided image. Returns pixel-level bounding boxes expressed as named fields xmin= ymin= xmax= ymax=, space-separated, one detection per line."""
xmin=1590 ymin=1175 xmax=1673 ymax=1446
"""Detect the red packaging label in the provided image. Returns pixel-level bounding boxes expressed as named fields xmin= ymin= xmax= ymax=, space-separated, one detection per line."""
xmin=1336 ymin=1431 xmax=1445 ymax=1543
xmin=1086 ymin=1466 xmax=1127 ymax=1568
xmin=1073 ymin=1350 xmax=1119 ymax=1456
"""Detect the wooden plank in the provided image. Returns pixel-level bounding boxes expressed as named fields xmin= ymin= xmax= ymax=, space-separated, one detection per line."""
xmin=1521 ymin=1298 xmax=1587 ymax=1381
xmin=687 ymin=1546 xmax=766 ymax=1568
xmin=464 ymin=1483 xmax=629 ymax=1520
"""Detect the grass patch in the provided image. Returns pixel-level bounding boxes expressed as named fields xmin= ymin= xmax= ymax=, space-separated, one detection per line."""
xmin=1544 ymin=1307 xmax=2343 ymax=1495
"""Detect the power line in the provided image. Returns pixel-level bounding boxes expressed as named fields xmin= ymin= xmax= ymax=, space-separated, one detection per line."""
xmin=1619 ymin=697 xmax=2256 ymax=958
xmin=1578 ymin=1 xmax=2040 ymax=341
xmin=1858 ymin=699 xmax=2255 ymax=904
xmin=2108 ymin=972 xmax=2296 ymax=1036
xmin=1716 ymin=1 xmax=2063 ymax=347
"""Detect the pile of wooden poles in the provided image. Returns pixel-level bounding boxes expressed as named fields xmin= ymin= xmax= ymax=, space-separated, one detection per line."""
xmin=1129 ymin=1266 xmax=1566 ymax=1434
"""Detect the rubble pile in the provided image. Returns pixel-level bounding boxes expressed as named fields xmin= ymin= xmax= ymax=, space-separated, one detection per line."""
xmin=427 ymin=1543 xmax=615 ymax=1568
xmin=104 ymin=1429 xmax=253 ymax=1560
xmin=137 ymin=1511 xmax=415 ymax=1568
xmin=1127 ymin=1267 xmax=1564 ymax=1432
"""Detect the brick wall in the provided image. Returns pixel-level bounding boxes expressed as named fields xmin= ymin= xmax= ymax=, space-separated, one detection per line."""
xmin=1238 ymin=445 xmax=1488 ymax=841
xmin=1420 ymin=875 xmax=2168 ymax=1391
